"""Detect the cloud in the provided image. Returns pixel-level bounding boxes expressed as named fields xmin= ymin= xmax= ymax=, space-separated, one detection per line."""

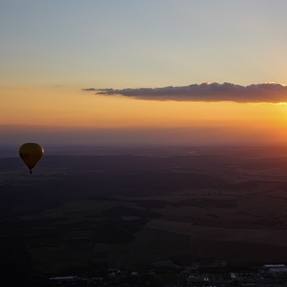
xmin=83 ymin=83 xmax=287 ymax=103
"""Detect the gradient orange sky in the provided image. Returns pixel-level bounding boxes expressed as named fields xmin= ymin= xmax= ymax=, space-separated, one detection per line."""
xmin=1 ymin=85 xmax=287 ymax=145
xmin=2 ymin=1 xmax=287 ymax=145
xmin=1 ymin=86 xmax=287 ymax=128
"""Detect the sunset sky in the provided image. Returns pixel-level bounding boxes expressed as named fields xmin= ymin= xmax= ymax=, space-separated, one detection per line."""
xmin=2 ymin=0 xmax=287 ymax=145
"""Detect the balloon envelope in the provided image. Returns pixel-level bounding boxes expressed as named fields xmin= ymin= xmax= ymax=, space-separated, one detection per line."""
xmin=19 ymin=143 xmax=44 ymax=173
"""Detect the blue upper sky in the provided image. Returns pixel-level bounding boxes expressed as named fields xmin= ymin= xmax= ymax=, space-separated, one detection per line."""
xmin=1 ymin=0 xmax=287 ymax=87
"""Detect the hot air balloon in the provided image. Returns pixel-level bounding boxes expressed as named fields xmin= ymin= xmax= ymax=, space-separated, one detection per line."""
xmin=19 ymin=143 xmax=44 ymax=174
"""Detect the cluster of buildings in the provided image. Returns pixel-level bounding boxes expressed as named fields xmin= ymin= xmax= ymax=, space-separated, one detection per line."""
xmin=48 ymin=264 xmax=287 ymax=287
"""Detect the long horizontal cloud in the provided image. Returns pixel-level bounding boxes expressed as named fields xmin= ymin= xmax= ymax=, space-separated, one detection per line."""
xmin=83 ymin=83 xmax=287 ymax=103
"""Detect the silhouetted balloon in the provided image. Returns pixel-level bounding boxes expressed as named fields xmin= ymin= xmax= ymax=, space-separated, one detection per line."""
xmin=19 ymin=143 xmax=44 ymax=174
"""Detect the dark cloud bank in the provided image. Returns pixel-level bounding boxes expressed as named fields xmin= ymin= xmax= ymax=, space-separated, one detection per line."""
xmin=83 ymin=83 xmax=287 ymax=103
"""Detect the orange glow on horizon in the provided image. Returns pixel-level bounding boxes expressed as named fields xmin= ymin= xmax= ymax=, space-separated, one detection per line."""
xmin=1 ymin=86 xmax=287 ymax=144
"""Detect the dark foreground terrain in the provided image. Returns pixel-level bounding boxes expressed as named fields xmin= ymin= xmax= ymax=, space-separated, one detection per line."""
xmin=1 ymin=145 xmax=287 ymax=285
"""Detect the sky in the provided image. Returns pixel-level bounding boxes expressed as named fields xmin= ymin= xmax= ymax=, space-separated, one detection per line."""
xmin=1 ymin=0 xmax=287 ymax=146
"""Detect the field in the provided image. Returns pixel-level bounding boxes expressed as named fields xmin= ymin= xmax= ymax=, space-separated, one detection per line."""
xmin=1 ymin=146 xmax=287 ymax=275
